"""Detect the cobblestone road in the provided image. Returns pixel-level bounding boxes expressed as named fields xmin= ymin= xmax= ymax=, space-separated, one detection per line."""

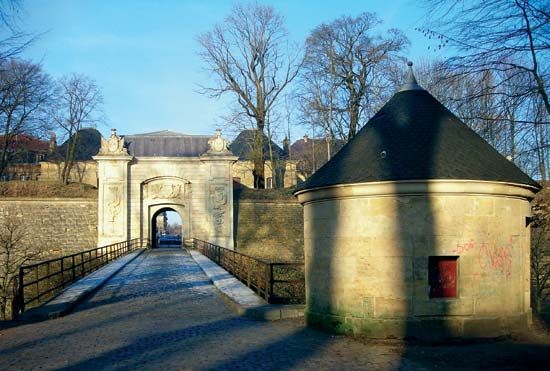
xmin=1 ymin=249 xmax=549 ymax=370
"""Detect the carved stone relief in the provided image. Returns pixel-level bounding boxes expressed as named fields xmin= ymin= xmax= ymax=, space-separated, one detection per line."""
xmin=150 ymin=183 xmax=182 ymax=199
xmin=145 ymin=181 xmax=185 ymax=200
xmin=104 ymin=184 xmax=123 ymax=236
xmin=209 ymin=184 xmax=227 ymax=234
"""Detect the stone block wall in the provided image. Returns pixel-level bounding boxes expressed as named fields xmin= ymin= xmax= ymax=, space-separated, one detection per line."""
xmin=297 ymin=181 xmax=535 ymax=339
xmin=0 ymin=198 xmax=97 ymax=258
xmin=233 ymin=199 xmax=304 ymax=261
xmin=0 ymin=195 xmax=304 ymax=262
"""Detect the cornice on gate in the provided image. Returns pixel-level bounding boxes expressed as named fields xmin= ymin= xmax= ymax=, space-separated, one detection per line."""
xmin=132 ymin=157 xmax=203 ymax=163
xmin=141 ymin=175 xmax=191 ymax=185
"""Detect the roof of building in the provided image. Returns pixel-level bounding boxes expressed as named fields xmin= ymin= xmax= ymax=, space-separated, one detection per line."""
xmin=297 ymin=65 xmax=540 ymax=191
xmin=229 ymin=129 xmax=284 ymax=161
xmin=290 ymin=136 xmax=345 ymax=174
xmin=290 ymin=136 xmax=345 ymax=160
xmin=6 ymin=134 xmax=49 ymax=152
xmin=290 ymin=136 xmax=344 ymax=153
xmin=124 ymin=131 xmax=211 ymax=157
xmin=127 ymin=130 xmax=193 ymax=137
xmin=50 ymin=128 xmax=101 ymax=161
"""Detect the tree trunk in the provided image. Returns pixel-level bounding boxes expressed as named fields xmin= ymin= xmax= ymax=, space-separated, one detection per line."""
xmin=252 ymin=128 xmax=265 ymax=189
xmin=510 ymin=117 xmax=516 ymax=161
xmin=537 ymin=124 xmax=547 ymax=182
xmin=61 ymin=131 xmax=79 ymax=184
xmin=0 ymin=125 xmax=12 ymax=178
xmin=348 ymin=101 xmax=360 ymax=140
xmin=267 ymin=127 xmax=274 ymax=188
xmin=266 ymin=125 xmax=281 ymax=189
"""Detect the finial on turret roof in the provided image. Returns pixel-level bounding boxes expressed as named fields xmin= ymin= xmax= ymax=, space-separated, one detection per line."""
xmin=398 ymin=61 xmax=425 ymax=92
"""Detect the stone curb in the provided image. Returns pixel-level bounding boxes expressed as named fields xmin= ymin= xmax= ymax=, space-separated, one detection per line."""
xmin=188 ymin=249 xmax=304 ymax=321
xmin=19 ymin=249 xmax=146 ymax=321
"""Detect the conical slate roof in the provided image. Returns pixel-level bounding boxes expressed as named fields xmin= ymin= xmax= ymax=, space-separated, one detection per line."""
xmin=297 ymin=65 xmax=540 ymax=191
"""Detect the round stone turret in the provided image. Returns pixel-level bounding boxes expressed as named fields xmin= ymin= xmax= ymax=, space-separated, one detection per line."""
xmin=294 ymin=62 xmax=540 ymax=339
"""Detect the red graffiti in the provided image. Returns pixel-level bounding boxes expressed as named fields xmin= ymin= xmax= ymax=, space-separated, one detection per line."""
xmin=453 ymin=240 xmax=475 ymax=254
xmin=453 ymin=238 xmax=513 ymax=279
xmin=476 ymin=242 xmax=512 ymax=278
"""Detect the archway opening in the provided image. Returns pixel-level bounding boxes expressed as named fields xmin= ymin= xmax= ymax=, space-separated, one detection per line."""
xmin=152 ymin=208 xmax=183 ymax=248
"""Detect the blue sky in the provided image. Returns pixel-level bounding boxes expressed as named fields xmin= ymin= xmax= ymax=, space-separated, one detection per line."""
xmin=19 ymin=0 xmax=440 ymax=140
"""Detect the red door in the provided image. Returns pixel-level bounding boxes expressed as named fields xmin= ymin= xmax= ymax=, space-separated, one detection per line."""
xmin=429 ymin=257 xmax=458 ymax=298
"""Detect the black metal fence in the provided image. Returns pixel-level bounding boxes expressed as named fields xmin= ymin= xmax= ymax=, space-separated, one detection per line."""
xmin=193 ymin=239 xmax=305 ymax=304
xmin=12 ymin=238 xmax=148 ymax=317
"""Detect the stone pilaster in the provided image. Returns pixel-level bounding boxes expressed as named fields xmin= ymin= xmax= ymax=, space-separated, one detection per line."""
xmin=200 ymin=130 xmax=237 ymax=248
xmin=93 ymin=129 xmax=134 ymax=246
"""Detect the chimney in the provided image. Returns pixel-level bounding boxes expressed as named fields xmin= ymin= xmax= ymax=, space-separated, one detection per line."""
xmin=282 ymin=137 xmax=290 ymax=159
xmin=49 ymin=132 xmax=57 ymax=153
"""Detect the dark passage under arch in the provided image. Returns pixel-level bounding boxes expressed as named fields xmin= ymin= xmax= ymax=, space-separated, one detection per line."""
xmin=151 ymin=208 xmax=183 ymax=248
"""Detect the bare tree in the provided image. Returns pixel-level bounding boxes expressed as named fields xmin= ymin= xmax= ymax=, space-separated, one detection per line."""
xmin=532 ymin=186 xmax=550 ymax=313
xmin=50 ymin=74 xmax=103 ymax=185
xmin=420 ymin=0 xmax=550 ymax=117
xmin=298 ymin=12 xmax=409 ymax=142
xmin=198 ymin=2 xmax=301 ymax=189
xmin=0 ymin=59 xmax=52 ymax=177
xmin=0 ymin=0 xmax=20 ymax=29
xmin=0 ymin=0 xmax=35 ymax=62
xmin=418 ymin=1 xmax=550 ymax=181
xmin=532 ymin=222 xmax=550 ymax=313
xmin=414 ymin=59 xmax=549 ymax=181
xmin=0 ymin=209 xmax=39 ymax=320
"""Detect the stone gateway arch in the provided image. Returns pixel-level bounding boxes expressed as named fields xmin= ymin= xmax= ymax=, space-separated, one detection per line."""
xmin=93 ymin=129 xmax=237 ymax=248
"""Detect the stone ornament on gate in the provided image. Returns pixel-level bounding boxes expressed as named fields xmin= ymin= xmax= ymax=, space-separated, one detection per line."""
xmin=209 ymin=184 xmax=227 ymax=233
xmin=206 ymin=129 xmax=231 ymax=154
xmin=148 ymin=183 xmax=183 ymax=200
xmin=98 ymin=128 xmax=128 ymax=156
xmin=143 ymin=177 xmax=189 ymax=200
xmin=105 ymin=184 xmax=123 ymax=235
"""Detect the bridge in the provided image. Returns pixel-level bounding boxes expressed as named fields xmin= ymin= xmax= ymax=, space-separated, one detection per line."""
xmin=1 ymin=244 xmax=549 ymax=369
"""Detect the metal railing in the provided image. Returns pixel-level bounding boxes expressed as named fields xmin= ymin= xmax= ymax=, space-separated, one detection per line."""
xmin=12 ymin=238 xmax=148 ymax=317
xmin=193 ymin=239 xmax=305 ymax=304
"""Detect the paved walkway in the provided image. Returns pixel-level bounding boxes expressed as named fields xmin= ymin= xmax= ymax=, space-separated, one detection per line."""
xmin=1 ymin=249 xmax=549 ymax=370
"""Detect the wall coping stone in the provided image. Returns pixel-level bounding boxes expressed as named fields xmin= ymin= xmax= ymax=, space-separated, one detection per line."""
xmin=235 ymin=199 xmax=300 ymax=205
xmin=0 ymin=198 xmax=97 ymax=202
